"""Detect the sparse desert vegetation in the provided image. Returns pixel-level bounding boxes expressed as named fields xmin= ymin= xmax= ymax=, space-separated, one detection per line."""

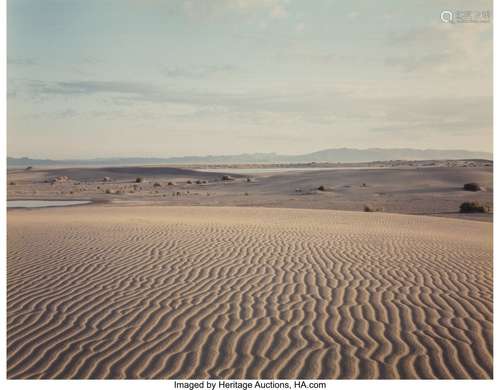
xmin=5 ymin=161 xmax=493 ymax=221
xmin=459 ymin=202 xmax=490 ymax=213
xmin=463 ymin=182 xmax=484 ymax=192
xmin=5 ymin=160 xmax=494 ymax=381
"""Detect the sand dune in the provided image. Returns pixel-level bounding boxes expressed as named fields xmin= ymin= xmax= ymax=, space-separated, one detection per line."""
xmin=7 ymin=206 xmax=492 ymax=379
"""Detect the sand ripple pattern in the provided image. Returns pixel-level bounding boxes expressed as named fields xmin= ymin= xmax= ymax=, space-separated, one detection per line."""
xmin=7 ymin=207 xmax=493 ymax=379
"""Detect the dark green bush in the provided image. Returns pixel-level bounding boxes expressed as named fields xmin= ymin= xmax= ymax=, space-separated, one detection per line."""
xmin=463 ymin=183 xmax=483 ymax=192
xmin=459 ymin=202 xmax=489 ymax=213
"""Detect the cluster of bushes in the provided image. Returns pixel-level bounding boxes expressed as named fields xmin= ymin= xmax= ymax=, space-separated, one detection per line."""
xmin=459 ymin=202 xmax=490 ymax=213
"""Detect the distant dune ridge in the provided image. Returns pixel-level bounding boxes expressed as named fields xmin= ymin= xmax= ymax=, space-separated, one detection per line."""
xmin=7 ymin=206 xmax=492 ymax=379
xmin=7 ymin=148 xmax=492 ymax=167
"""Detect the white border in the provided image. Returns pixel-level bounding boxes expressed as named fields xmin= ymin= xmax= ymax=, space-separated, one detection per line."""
xmin=0 ymin=0 xmax=497 ymax=389
xmin=1 ymin=0 xmax=7 ymax=386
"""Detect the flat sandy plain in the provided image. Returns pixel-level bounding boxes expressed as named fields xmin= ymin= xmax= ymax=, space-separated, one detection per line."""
xmin=7 ymin=160 xmax=493 ymax=221
xmin=7 ymin=161 xmax=493 ymax=379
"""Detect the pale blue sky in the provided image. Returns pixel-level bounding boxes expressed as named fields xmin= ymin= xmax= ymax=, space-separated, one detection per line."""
xmin=8 ymin=0 xmax=492 ymax=158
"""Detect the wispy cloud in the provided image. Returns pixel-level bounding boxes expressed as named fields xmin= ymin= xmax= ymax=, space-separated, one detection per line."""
xmin=160 ymin=64 xmax=238 ymax=79
xmin=386 ymin=23 xmax=492 ymax=76
xmin=8 ymin=57 xmax=37 ymax=66
xmin=180 ymin=0 xmax=289 ymax=20
xmin=12 ymin=77 xmax=491 ymax=140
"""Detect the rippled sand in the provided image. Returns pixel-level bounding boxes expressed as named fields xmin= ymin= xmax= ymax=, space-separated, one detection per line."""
xmin=7 ymin=206 xmax=492 ymax=379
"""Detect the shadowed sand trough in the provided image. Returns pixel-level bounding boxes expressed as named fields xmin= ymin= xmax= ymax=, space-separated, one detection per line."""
xmin=7 ymin=206 xmax=492 ymax=379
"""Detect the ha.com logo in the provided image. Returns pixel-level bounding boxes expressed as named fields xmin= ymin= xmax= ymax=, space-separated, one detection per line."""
xmin=440 ymin=10 xmax=490 ymax=24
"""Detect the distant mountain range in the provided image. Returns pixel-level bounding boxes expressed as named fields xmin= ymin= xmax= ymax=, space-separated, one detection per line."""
xmin=7 ymin=148 xmax=492 ymax=168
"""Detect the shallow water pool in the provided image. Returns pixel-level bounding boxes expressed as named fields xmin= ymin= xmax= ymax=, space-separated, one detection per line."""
xmin=7 ymin=200 xmax=91 ymax=208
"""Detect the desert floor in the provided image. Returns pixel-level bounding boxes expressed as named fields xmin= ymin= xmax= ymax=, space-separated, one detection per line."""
xmin=7 ymin=161 xmax=493 ymax=221
xmin=7 ymin=205 xmax=492 ymax=379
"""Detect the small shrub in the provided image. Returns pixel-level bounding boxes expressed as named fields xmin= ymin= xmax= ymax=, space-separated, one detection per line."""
xmin=186 ymin=180 xmax=192 ymax=184
xmin=136 ymin=177 xmax=144 ymax=183
xmin=9 ymin=181 xmax=15 ymax=185
xmin=167 ymin=182 xmax=174 ymax=186
xmin=50 ymin=176 xmax=69 ymax=184
xmin=460 ymin=202 xmax=489 ymax=213
xmin=153 ymin=182 xmax=162 ymax=187
xmin=463 ymin=183 xmax=483 ymax=192
xmin=364 ymin=204 xmax=383 ymax=212
xmin=222 ymin=175 xmax=233 ymax=181
xmin=317 ymin=185 xmax=326 ymax=191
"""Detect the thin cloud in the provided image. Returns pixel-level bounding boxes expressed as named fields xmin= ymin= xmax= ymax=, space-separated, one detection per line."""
xmin=386 ymin=23 xmax=492 ymax=75
xmin=8 ymin=57 xmax=37 ymax=66
xmin=160 ymin=64 xmax=238 ymax=79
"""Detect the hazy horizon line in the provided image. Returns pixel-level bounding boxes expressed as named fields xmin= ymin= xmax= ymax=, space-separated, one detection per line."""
xmin=7 ymin=146 xmax=493 ymax=161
